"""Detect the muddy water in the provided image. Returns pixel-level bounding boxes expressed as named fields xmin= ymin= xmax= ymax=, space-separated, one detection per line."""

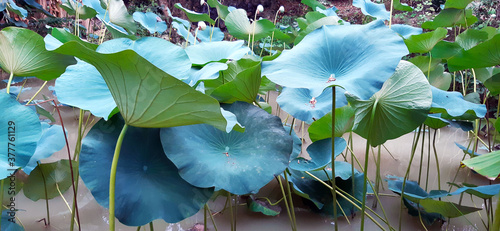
xmin=7 ymin=78 xmax=497 ymax=231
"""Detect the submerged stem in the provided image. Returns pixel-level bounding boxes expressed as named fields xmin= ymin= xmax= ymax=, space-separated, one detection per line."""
xmin=109 ymin=124 xmax=129 ymax=231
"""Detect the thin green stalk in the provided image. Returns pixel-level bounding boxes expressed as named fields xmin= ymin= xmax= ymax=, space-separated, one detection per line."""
xmin=425 ymin=125 xmax=431 ymax=191
xmin=283 ymin=172 xmax=297 ymax=230
xmin=38 ymin=162 xmax=51 ymax=225
xmin=360 ymin=100 xmax=378 ymax=231
xmin=233 ymin=194 xmax=237 ymax=229
xmin=398 ymin=125 xmax=424 ymax=231
xmin=6 ymin=72 xmax=14 ymax=94
xmin=70 ymin=109 xmax=85 ymax=231
xmin=432 ymin=129 xmax=441 ymax=190
xmin=269 ymin=9 xmax=280 ymax=53
xmin=205 ymin=204 xmax=218 ymax=231
xmin=193 ymin=28 xmax=199 ymax=45
xmin=227 ymin=191 xmax=234 ymax=231
xmin=388 ymin=0 xmax=394 ymax=28
xmin=331 ymin=86 xmax=338 ymax=231
xmin=277 ymin=176 xmax=295 ymax=231
xmin=373 ymin=146 xmax=381 ymax=208
xmin=204 ymin=204 xmax=207 ymax=231
xmin=251 ymin=9 xmax=258 ymax=53
xmin=136 ymin=226 xmax=141 ymax=231
xmin=109 ymin=124 xmax=129 ymax=231
xmin=15 ymin=78 xmax=27 ymax=101
xmin=149 ymin=222 xmax=153 ymax=231
xmin=418 ymin=125 xmax=426 ymax=185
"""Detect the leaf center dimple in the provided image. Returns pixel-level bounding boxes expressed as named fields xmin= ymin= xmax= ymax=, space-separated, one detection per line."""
xmin=326 ymin=74 xmax=336 ymax=83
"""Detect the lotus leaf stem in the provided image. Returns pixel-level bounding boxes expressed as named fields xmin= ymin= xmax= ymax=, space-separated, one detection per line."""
xmin=277 ymin=175 xmax=295 ymax=231
xmin=6 ymin=72 xmax=14 ymax=94
xmin=26 ymin=81 xmax=48 ymax=105
xmin=109 ymin=123 xmax=129 ymax=231
xmin=283 ymin=171 xmax=297 ymax=230
xmin=38 ymin=162 xmax=51 ymax=225
xmin=361 ymin=99 xmax=378 ymax=231
xmin=331 ymin=87 xmax=338 ymax=231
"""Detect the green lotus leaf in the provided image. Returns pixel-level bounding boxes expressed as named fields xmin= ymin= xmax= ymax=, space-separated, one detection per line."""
xmin=0 ymin=92 xmax=42 ymax=180
xmin=207 ymin=0 xmax=230 ymax=19
xmin=308 ymin=105 xmax=355 ymax=142
xmin=455 ymin=28 xmax=489 ymax=50
xmin=447 ymin=34 xmax=500 ymax=71
xmin=80 ymin=115 xmax=213 ymax=226
xmin=0 ymin=27 xmax=76 ymax=81
xmin=210 ymin=58 xmax=262 ymax=103
xmin=483 ymin=73 xmax=500 ymax=95
xmin=247 ymin=196 xmax=281 ymax=216
xmin=462 ymin=151 xmax=500 ymax=180
xmin=175 ymin=3 xmax=214 ymax=24
xmin=52 ymin=40 xmax=231 ymax=130
xmin=421 ymin=9 xmax=477 ymax=30
xmin=225 ymin=8 xmax=275 ymax=41
xmin=444 ymin=0 xmax=473 ymax=9
xmin=294 ymin=15 xmax=342 ymax=45
xmin=430 ymin=41 xmax=462 ymax=59
xmin=404 ymin=27 xmax=448 ymax=54
xmin=82 ymin=0 xmax=136 ymax=36
xmin=428 ymin=64 xmax=451 ymax=90
xmin=346 ymin=61 xmax=432 ymax=146
xmin=60 ymin=0 xmax=97 ymax=19
xmin=46 ymin=28 xmax=98 ymax=51
xmin=23 ymin=160 xmax=77 ymax=201
xmin=301 ymin=0 xmax=326 ymax=10
xmin=393 ymin=0 xmax=413 ymax=11
xmin=408 ymin=55 xmax=441 ymax=73
xmin=424 ymin=113 xmax=450 ymax=129
xmin=160 ymin=102 xmax=292 ymax=195
xmin=6 ymin=0 xmax=27 ymax=18
xmin=480 ymin=26 xmax=499 ymax=40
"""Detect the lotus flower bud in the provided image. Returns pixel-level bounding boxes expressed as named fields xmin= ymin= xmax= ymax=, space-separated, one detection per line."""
xmin=198 ymin=21 xmax=207 ymax=31
xmin=491 ymin=14 xmax=496 ymax=18
xmin=200 ymin=0 xmax=205 ymax=5
xmin=257 ymin=5 xmax=264 ymax=13
xmin=279 ymin=6 xmax=285 ymax=13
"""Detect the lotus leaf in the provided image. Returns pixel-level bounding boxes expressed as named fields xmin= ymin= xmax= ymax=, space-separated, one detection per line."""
xmin=353 ymin=0 xmax=390 ymax=20
xmin=421 ymin=8 xmax=477 ymax=30
xmin=346 ymin=61 xmax=432 ymax=146
xmin=6 ymin=0 xmax=27 ymax=18
xmin=160 ymin=102 xmax=292 ymax=195
xmin=175 ymin=3 xmax=214 ymax=24
xmin=60 ymin=0 xmax=97 ymax=19
xmin=447 ymin=34 xmax=500 ymax=71
xmin=430 ymin=86 xmax=486 ymax=120
xmin=1 ymin=211 xmax=24 ymax=231
xmin=263 ymin=20 xmax=408 ymax=99
xmin=197 ymin=26 xmax=225 ymax=42
xmin=82 ymin=0 xmax=136 ymax=35
xmin=289 ymin=137 xmax=347 ymax=171
xmin=23 ymin=160 xmax=77 ymax=201
xmin=225 ymin=9 xmax=275 ymax=41
xmin=308 ymin=105 xmax=355 ymax=142
xmin=404 ymin=27 xmax=448 ymax=54
xmin=132 ymin=12 xmax=167 ymax=34
xmin=23 ymin=123 xmax=65 ymax=174
xmin=277 ymin=87 xmax=335 ymax=124
xmin=0 ymin=92 xmax=41 ymax=179
xmin=462 ymin=151 xmax=500 ymax=180
xmin=301 ymin=0 xmax=326 ymax=10
xmin=390 ymin=24 xmax=423 ymax=39
xmin=80 ymin=115 xmax=213 ymax=226
xmin=185 ymin=40 xmax=250 ymax=66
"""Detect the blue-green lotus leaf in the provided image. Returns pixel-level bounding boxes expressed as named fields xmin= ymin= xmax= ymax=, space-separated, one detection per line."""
xmin=82 ymin=0 xmax=136 ymax=35
xmin=424 ymin=113 xmax=450 ymax=129
xmin=24 ymin=123 xmax=65 ymax=174
xmin=166 ymin=7 xmax=190 ymax=29
xmin=197 ymin=26 xmax=225 ymax=43
xmin=185 ymin=62 xmax=228 ymax=86
xmin=277 ymin=87 xmax=341 ymax=124
xmin=289 ymin=137 xmax=347 ymax=171
xmin=0 ymin=1 xmax=6 ymax=11
xmin=1 ymin=210 xmax=24 ymax=231
xmin=316 ymin=6 xmax=338 ymax=17
xmin=80 ymin=115 xmax=214 ymax=226
xmin=262 ymin=20 xmax=408 ymax=98
xmin=185 ymin=40 xmax=251 ymax=65
xmin=6 ymin=0 xmax=27 ymax=18
xmin=430 ymin=86 xmax=486 ymax=120
xmin=55 ymin=59 xmax=116 ymax=119
xmin=132 ymin=12 xmax=168 ymax=34
xmin=160 ymin=101 xmax=292 ymax=195
xmin=0 ymin=86 xmax=31 ymax=96
xmin=97 ymin=37 xmax=191 ymax=79
xmin=171 ymin=21 xmax=197 ymax=45
xmin=455 ymin=142 xmax=479 ymax=157
xmin=391 ymin=24 xmax=423 ymax=39
xmin=0 ymin=93 xmax=41 ymax=179
xmin=353 ymin=0 xmax=390 ymax=20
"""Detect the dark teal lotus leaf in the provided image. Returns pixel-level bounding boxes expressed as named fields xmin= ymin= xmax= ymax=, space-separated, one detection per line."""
xmin=80 ymin=115 xmax=214 ymax=226
xmin=424 ymin=113 xmax=450 ymax=129
xmin=160 ymin=102 xmax=292 ymax=195
xmin=0 ymin=1 xmax=5 ymax=11
xmin=262 ymin=20 xmax=408 ymax=98
xmin=132 ymin=12 xmax=168 ymax=34
xmin=277 ymin=87 xmax=339 ymax=124
xmin=289 ymin=137 xmax=347 ymax=171
xmin=247 ymin=196 xmax=281 ymax=216
xmin=24 ymin=123 xmax=65 ymax=174
xmin=97 ymin=37 xmax=191 ymax=80
xmin=390 ymin=24 xmax=423 ymax=39
xmin=0 ymin=93 xmax=41 ymax=179
xmin=1 ymin=210 xmax=24 ymax=231
xmin=197 ymin=26 xmax=225 ymax=43
xmin=455 ymin=142 xmax=479 ymax=157
xmin=185 ymin=41 xmax=251 ymax=65
xmin=55 ymin=60 xmax=116 ymax=119
xmin=430 ymin=86 xmax=486 ymax=120
xmin=353 ymin=0 xmax=390 ymax=20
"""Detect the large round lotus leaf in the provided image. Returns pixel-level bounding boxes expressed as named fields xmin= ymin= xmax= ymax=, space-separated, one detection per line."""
xmin=353 ymin=0 xmax=390 ymax=20
xmin=462 ymin=150 xmax=500 ymax=180
xmin=308 ymin=105 xmax=355 ymax=142
xmin=174 ymin=3 xmax=214 ymax=24
xmin=421 ymin=8 xmax=477 ymax=30
xmin=430 ymin=41 xmax=462 ymax=60
xmin=197 ymin=26 xmax=225 ymax=43
xmin=225 ymin=9 xmax=275 ymax=41
xmin=424 ymin=113 xmax=450 ymax=129
xmin=277 ymin=87 xmax=338 ymax=124
xmin=430 ymin=86 xmax=486 ymax=120
xmin=60 ymin=0 xmax=97 ymax=19
xmin=185 ymin=40 xmax=251 ymax=65
xmin=404 ymin=27 xmax=448 ymax=54
xmin=444 ymin=0 xmax=473 ymax=9
xmin=82 ymin=0 xmax=136 ymax=35
xmin=80 ymin=115 xmax=214 ymax=226
xmin=132 ymin=12 xmax=168 ymax=34
xmin=23 ymin=123 xmax=65 ymax=174
xmin=455 ymin=28 xmax=488 ymax=50
xmin=185 ymin=62 xmax=228 ymax=86
xmin=1 ymin=211 xmax=24 ymax=231
xmin=447 ymin=34 xmax=500 ymax=71
xmin=23 ymin=160 xmax=77 ymax=201
xmin=262 ymin=20 xmax=408 ymax=98
xmin=160 ymin=102 xmax=293 ymax=195
xmin=97 ymin=37 xmax=191 ymax=80
xmin=289 ymin=137 xmax=347 ymax=171
xmin=0 ymin=27 xmax=76 ymax=81
xmin=206 ymin=0 xmax=230 ymax=19
xmin=55 ymin=59 xmax=117 ymax=119
xmin=390 ymin=24 xmax=423 ymax=39
xmin=0 ymin=92 xmax=42 ymax=179
xmin=346 ymin=61 xmax=432 ymax=146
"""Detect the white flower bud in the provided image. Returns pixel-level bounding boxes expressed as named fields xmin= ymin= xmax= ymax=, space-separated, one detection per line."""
xmin=491 ymin=14 xmax=496 ymax=18
xmin=279 ymin=6 xmax=285 ymax=13
xmin=257 ymin=5 xmax=264 ymax=13
xmin=198 ymin=21 xmax=207 ymax=31
xmin=200 ymin=0 xmax=205 ymax=5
